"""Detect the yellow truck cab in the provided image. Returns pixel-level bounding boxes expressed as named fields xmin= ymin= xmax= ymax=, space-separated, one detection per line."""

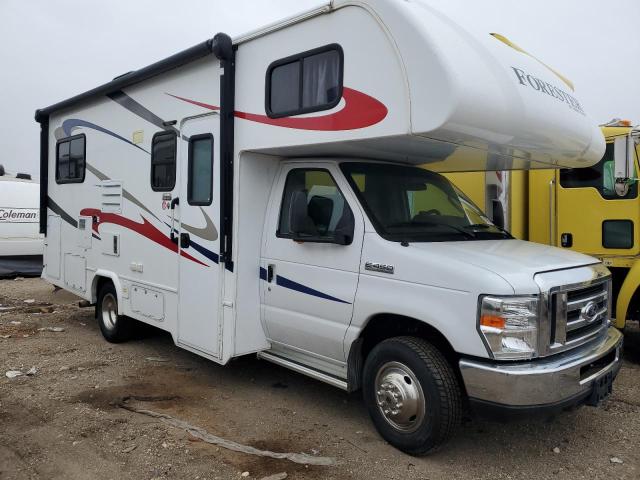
xmin=446 ymin=119 xmax=640 ymax=329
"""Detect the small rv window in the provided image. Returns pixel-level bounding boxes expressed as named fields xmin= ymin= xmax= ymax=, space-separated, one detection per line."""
xmin=188 ymin=134 xmax=214 ymax=206
xmin=56 ymin=134 xmax=86 ymax=184
xmin=266 ymin=44 xmax=343 ymax=118
xmin=151 ymin=131 xmax=177 ymax=191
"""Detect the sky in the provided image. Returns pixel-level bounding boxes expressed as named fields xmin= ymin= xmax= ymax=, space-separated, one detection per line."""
xmin=1 ymin=0 xmax=638 ymax=178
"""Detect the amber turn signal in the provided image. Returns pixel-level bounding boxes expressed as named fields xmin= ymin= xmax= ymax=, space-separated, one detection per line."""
xmin=480 ymin=315 xmax=506 ymax=329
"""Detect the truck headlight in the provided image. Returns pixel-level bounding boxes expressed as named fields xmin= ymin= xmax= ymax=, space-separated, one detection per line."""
xmin=478 ymin=295 xmax=539 ymax=360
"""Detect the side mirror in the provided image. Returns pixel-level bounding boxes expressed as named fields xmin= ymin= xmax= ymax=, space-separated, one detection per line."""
xmin=287 ymin=190 xmax=354 ymax=245
xmin=289 ymin=191 xmax=316 ymax=237
xmin=333 ymin=207 xmax=355 ymax=245
xmin=614 ymin=135 xmax=634 ymax=179
xmin=613 ymin=135 xmax=636 ymax=196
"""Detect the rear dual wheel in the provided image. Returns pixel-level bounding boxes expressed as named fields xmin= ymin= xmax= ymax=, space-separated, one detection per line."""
xmin=363 ymin=336 xmax=462 ymax=455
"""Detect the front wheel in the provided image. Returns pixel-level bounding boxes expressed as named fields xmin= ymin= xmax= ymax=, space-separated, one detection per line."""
xmin=97 ymin=282 xmax=132 ymax=343
xmin=362 ymin=336 xmax=462 ymax=455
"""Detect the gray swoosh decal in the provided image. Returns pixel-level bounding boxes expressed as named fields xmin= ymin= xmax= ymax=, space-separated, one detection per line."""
xmin=107 ymin=91 xmax=178 ymax=134
xmin=86 ymin=163 xmax=216 ymax=240
xmin=180 ymin=207 xmax=218 ymax=241
xmin=48 ymin=197 xmax=77 ymax=228
xmin=107 ymin=91 xmax=189 ymax=141
xmin=85 ymin=163 xmax=161 ymax=223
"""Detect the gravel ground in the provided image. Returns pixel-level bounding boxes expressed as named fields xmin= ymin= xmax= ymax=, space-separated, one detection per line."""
xmin=1 ymin=278 xmax=639 ymax=480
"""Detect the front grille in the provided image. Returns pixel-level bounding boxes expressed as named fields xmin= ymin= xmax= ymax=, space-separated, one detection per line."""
xmin=549 ymin=279 xmax=609 ymax=354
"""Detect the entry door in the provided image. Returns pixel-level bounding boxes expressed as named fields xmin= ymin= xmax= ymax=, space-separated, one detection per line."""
xmin=261 ymin=164 xmax=363 ymax=362
xmin=177 ymin=114 xmax=222 ymax=357
xmin=556 ymin=142 xmax=640 ymax=257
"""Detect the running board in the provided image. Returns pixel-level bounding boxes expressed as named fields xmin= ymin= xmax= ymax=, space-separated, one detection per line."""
xmin=257 ymin=351 xmax=348 ymax=391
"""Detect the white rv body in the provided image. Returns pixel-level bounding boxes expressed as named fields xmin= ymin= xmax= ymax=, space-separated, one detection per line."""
xmin=36 ymin=0 xmax=621 ymax=453
xmin=0 ymin=170 xmax=43 ymax=277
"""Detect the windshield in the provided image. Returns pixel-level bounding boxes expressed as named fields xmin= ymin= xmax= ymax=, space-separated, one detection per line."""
xmin=341 ymin=162 xmax=511 ymax=242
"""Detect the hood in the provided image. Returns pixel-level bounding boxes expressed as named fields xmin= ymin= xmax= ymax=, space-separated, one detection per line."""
xmin=408 ymin=239 xmax=598 ymax=293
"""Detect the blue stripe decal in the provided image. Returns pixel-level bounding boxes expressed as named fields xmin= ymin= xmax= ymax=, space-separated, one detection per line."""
xmin=275 ymin=275 xmax=351 ymax=305
xmin=189 ymin=240 xmax=219 ymax=264
xmin=62 ymin=119 xmax=149 ymax=154
xmin=259 ymin=267 xmax=267 ymax=281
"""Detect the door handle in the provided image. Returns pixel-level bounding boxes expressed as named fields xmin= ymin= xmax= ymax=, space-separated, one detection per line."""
xmin=267 ymin=264 xmax=275 ymax=283
xmin=180 ymin=232 xmax=190 ymax=249
xmin=170 ymin=197 xmax=180 ymax=244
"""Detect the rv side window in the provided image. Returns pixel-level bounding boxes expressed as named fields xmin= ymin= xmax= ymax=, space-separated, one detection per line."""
xmin=151 ymin=131 xmax=177 ymax=191
xmin=266 ymin=44 xmax=343 ymax=118
xmin=188 ymin=134 xmax=214 ymax=206
xmin=56 ymin=134 xmax=86 ymax=184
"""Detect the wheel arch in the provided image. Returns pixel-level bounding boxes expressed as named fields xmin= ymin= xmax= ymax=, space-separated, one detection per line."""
xmin=614 ymin=261 xmax=640 ymax=329
xmin=91 ymin=270 xmax=124 ymax=315
xmin=347 ymin=313 xmax=462 ymax=393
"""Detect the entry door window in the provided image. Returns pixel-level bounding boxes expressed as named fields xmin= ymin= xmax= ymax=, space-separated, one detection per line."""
xmin=187 ymin=134 xmax=214 ymax=205
xmin=277 ymin=169 xmax=352 ymax=241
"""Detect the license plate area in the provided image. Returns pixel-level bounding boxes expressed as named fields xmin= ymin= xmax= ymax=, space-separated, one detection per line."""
xmin=587 ymin=371 xmax=613 ymax=406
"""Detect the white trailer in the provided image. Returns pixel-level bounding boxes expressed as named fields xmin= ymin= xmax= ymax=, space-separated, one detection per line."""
xmin=36 ymin=0 xmax=621 ymax=454
xmin=0 ymin=166 xmax=43 ymax=277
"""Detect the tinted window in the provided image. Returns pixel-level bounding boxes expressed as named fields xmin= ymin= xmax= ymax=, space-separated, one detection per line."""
xmin=188 ymin=135 xmax=213 ymax=205
xmin=560 ymin=143 xmax=637 ymax=199
xmin=56 ymin=135 xmax=85 ymax=183
xmin=302 ymin=50 xmax=341 ymax=108
xmin=603 ymin=220 xmax=634 ymax=249
xmin=267 ymin=45 xmax=343 ymax=117
xmin=270 ymin=62 xmax=300 ymax=114
xmin=278 ymin=169 xmax=352 ymax=242
xmin=151 ymin=131 xmax=177 ymax=191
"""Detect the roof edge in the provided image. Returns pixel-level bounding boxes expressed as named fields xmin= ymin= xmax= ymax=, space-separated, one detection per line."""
xmin=34 ymin=34 xmax=234 ymax=123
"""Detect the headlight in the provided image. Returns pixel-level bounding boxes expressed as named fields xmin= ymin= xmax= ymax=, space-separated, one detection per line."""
xmin=478 ymin=295 xmax=539 ymax=360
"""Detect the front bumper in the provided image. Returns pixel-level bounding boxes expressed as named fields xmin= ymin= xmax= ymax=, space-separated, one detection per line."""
xmin=459 ymin=327 xmax=623 ymax=415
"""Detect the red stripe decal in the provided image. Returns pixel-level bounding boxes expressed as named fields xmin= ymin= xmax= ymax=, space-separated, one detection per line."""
xmin=166 ymin=87 xmax=387 ymax=131
xmin=80 ymin=208 xmax=208 ymax=267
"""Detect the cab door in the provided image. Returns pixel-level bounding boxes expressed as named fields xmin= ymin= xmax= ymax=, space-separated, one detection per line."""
xmin=176 ymin=114 xmax=222 ymax=358
xmin=555 ymin=142 xmax=640 ymax=258
xmin=261 ymin=164 xmax=363 ymax=362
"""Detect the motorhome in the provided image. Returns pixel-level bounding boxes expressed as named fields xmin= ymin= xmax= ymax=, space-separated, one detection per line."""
xmin=0 ymin=165 xmax=43 ymax=277
xmin=446 ymin=120 xmax=640 ymax=331
xmin=35 ymin=0 xmax=622 ymax=454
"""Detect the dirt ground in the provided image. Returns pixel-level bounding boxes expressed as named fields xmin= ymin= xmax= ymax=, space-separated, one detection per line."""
xmin=1 ymin=278 xmax=639 ymax=480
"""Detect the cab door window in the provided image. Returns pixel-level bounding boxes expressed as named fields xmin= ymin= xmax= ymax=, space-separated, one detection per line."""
xmin=560 ymin=143 xmax=638 ymax=199
xmin=277 ymin=169 xmax=354 ymax=244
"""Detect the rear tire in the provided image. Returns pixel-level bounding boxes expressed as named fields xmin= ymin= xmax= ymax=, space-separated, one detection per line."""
xmin=97 ymin=282 xmax=131 ymax=343
xmin=362 ymin=336 xmax=462 ymax=455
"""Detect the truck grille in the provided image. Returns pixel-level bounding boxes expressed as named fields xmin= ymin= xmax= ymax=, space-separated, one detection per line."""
xmin=549 ymin=279 xmax=610 ymax=354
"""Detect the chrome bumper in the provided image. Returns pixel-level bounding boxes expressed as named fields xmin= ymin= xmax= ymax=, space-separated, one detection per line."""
xmin=459 ymin=327 xmax=623 ymax=407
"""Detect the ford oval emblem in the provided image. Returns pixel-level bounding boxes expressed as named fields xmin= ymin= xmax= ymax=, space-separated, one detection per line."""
xmin=581 ymin=301 xmax=599 ymax=323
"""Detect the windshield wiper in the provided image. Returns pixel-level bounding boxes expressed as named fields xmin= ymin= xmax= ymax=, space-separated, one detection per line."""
xmin=463 ymin=224 xmax=513 ymax=238
xmin=387 ymin=221 xmax=476 ymax=239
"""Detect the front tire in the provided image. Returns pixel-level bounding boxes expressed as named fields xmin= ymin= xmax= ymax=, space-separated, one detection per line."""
xmin=362 ymin=336 xmax=462 ymax=455
xmin=97 ymin=282 xmax=131 ymax=343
